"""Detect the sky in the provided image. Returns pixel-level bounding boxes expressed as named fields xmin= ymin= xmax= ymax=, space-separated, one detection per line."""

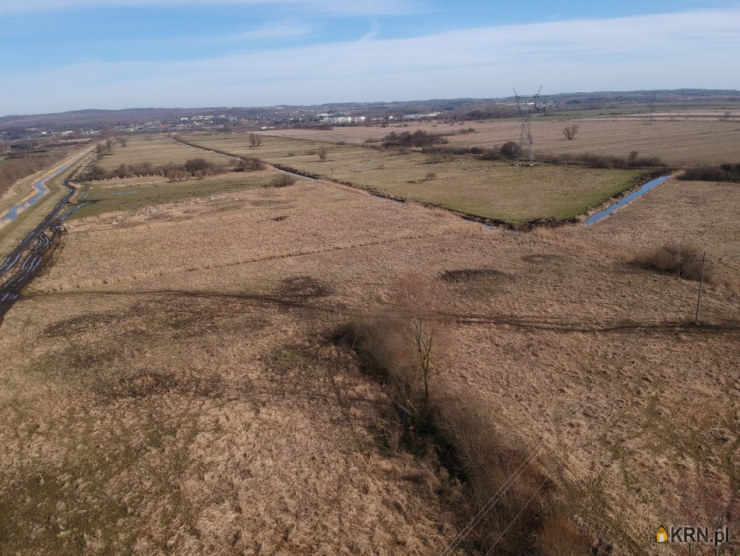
xmin=1 ymin=0 xmax=739 ymax=116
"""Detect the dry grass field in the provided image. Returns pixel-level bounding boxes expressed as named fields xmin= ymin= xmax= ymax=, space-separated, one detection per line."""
xmin=1 ymin=135 xmax=739 ymax=554
xmin=74 ymin=170 xmax=288 ymax=220
xmin=258 ymin=117 xmax=740 ymax=166
xmin=95 ymin=136 xmax=229 ymax=172
xmin=189 ymin=134 xmax=642 ymax=224
xmin=561 ymin=176 xmax=740 ymax=286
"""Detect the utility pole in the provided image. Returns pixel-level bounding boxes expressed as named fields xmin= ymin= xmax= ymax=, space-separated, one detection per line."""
xmin=694 ymin=252 xmax=705 ymax=325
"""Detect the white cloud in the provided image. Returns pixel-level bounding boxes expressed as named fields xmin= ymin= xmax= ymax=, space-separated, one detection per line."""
xmin=2 ymin=8 xmax=739 ymax=113
xmin=236 ymin=21 xmax=314 ymax=41
xmin=0 ymin=0 xmax=421 ymax=16
xmin=360 ymin=19 xmax=380 ymax=41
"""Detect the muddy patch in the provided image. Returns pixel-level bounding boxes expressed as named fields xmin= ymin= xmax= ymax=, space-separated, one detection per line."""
xmin=522 ymin=254 xmax=569 ymax=265
xmin=102 ymin=370 xmax=221 ymax=400
xmin=277 ymin=276 xmax=333 ymax=299
xmin=439 ymin=268 xmax=509 ymax=283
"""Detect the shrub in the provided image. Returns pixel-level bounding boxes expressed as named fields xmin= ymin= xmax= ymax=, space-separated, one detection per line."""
xmin=234 ymin=157 xmax=264 ymax=172
xmin=248 ymin=133 xmax=262 ymax=147
xmin=631 ymin=244 xmax=712 ymax=281
xmin=540 ymin=150 xmax=666 ymax=169
xmin=680 ymin=163 xmax=740 ymax=183
xmin=333 ymin=292 xmax=590 ymax=554
xmin=267 ymin=173 xmax=299 ymax=188
xmin=480 ymin=149 xmax=503 ymax=160
xmin=184 ymin=158 xmax=212 ymax=173
xmin=381 ymin=130 xmax=449 ymax=149
xmin=563 ymin=124 xmax=579 ymax=140
xmin=499 ymin=141 xmax=520 ymax=159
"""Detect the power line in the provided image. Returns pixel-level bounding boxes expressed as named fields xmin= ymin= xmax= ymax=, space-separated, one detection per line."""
xmin=484 ymin=479 xmax=547 ymax=555
xmin=440 ymin=443 xmax=543 ymax=555
xmin=512 ymin=86 xmax=542 ymax=167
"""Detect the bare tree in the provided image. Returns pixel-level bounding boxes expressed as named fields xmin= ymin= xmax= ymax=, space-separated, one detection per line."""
xmin=117 ymin=137 xmax=128 ymax=148
xmin=562 ymin=124 xmax=579 ymax=140
xmin=248 ymin=133 xmax=262 ymax=148
xmin=391 ymin=274 xmax=450 ymax=404
xmin=105 ymin=137 xmax=114 ymax=150
xmin=317 ymin=145 xmax=328 ymax=162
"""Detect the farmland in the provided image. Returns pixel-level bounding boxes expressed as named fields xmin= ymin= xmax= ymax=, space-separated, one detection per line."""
xmin=186 ymin=134 xmax=644 ymax=224
xmin=94 ymin=135 xmax=228 ymax=172
xmin=258 ymin=117 xmax=740 ymax=166
xmin=1 ymin=123 xmax=739 ymax=555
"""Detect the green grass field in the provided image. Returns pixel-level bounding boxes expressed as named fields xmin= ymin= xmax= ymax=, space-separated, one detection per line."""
xmin=190 ymin=134 xmax=644 ymax=223
xmin=72 ymin=170 xmax=282 ymax=219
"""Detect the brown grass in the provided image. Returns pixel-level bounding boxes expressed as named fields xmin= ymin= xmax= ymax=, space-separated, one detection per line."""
xmin=558 ymin=177 xmax=740 ymax=291
xmin=188 ymin=133 xmax=644 ymax=224
xmin=258 ymin=118 xmax=740 ymax=166
xmin=1 ymin=140 xmax=738 ymax=554
xmin=95 ymin=135 xmax=230 ymax=172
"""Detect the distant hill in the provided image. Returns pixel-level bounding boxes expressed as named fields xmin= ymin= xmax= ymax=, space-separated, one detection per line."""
xmin=1 ymin=89 xmax=737 ymax=134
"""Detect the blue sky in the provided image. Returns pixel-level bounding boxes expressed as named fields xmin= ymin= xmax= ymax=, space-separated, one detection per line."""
xmin=1 ymin=0 xmax=738 ymax=115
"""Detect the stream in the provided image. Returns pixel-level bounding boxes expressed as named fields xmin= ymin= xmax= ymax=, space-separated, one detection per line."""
xmin=0 ymin=162 xmax=74 ymax=226
xmin=584 ymin=175 xmax=671 ymax=226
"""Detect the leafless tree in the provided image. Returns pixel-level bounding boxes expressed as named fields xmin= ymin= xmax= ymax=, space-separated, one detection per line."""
xmin=563 ymin=124 xmax=579 ymax=140
xmin=248 ymin=133 xmax=262 ymax=148
xmin=391 ymin=273 xmax=450 ymax=404
xmin=317 ymin=145 xmax=328 ymax=162
xmin=117 ymin=137 xmax=128 ymax=148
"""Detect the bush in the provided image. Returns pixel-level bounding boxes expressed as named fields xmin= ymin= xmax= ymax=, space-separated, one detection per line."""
xmin=539 ymin=150 xmax=666 ymax=169
xmin=234 ymin=157 xmax=264 ymax=172
xmin=381 ymin=130 xmax=449 ymax=149
xmin=333 ymin=304 xmax=590 ymax=554
xmin=183 ymin=158 xmax=213 ymax=173
xmin=499 ymin=141 xmax=520 ymax=159
xmin=266 ymin=173 xmax=299 ymax=188
xmin=562 ymin=124 xmax=579 ymax=140
xmin=317 ymin=145 xmax=328 ymax=162
xmin=680 ymin=163 xmax=740 ymax=183
xmin=631 ymin=244 xmax=712 ymax=281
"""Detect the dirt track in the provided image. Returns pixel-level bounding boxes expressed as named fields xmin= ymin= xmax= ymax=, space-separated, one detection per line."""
xmin=0 ymin=159 xmax=88 ymax=319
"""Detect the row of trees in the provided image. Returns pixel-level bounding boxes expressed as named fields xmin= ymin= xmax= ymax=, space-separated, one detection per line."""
xmin=85 ymin=157 xmax=263 ymax=182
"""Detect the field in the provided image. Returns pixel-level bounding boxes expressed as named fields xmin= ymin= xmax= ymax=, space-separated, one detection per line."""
xmin=1 ymin=127 xmax=739 ymax=554
xmin=73 ymin=170 xmax=289 ymax=220
xmin=187 ymin=134 xmax=643 ymax=224
xmin=561 ymin=176 xmax=740 ymax=285
xmin=94 ymin=136 xmax=229 ymax=172
xmin=258 ymin=117 xmax=740 ymax=166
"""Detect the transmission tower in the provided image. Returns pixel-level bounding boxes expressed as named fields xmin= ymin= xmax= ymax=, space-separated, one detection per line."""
xmin=513 ymin=86 xmax=542 ymax=166
xmin=644 ymin=91 xmax=657 ymax=125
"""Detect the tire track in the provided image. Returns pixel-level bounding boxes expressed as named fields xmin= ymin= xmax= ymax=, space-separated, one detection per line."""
xmin=0 ymin=155 xmax=89 ymax=320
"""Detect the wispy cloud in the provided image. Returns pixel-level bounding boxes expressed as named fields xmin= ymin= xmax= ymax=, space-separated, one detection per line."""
xmin=360 ymin=19 xmax=380 ymax=41
xmin=2 ymin=8 xmax=739 ymax=113
xmin=0 ymin=0 xmax=422 ymax=16
xmin=236 ymin=21 xmax=314 ymax=42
